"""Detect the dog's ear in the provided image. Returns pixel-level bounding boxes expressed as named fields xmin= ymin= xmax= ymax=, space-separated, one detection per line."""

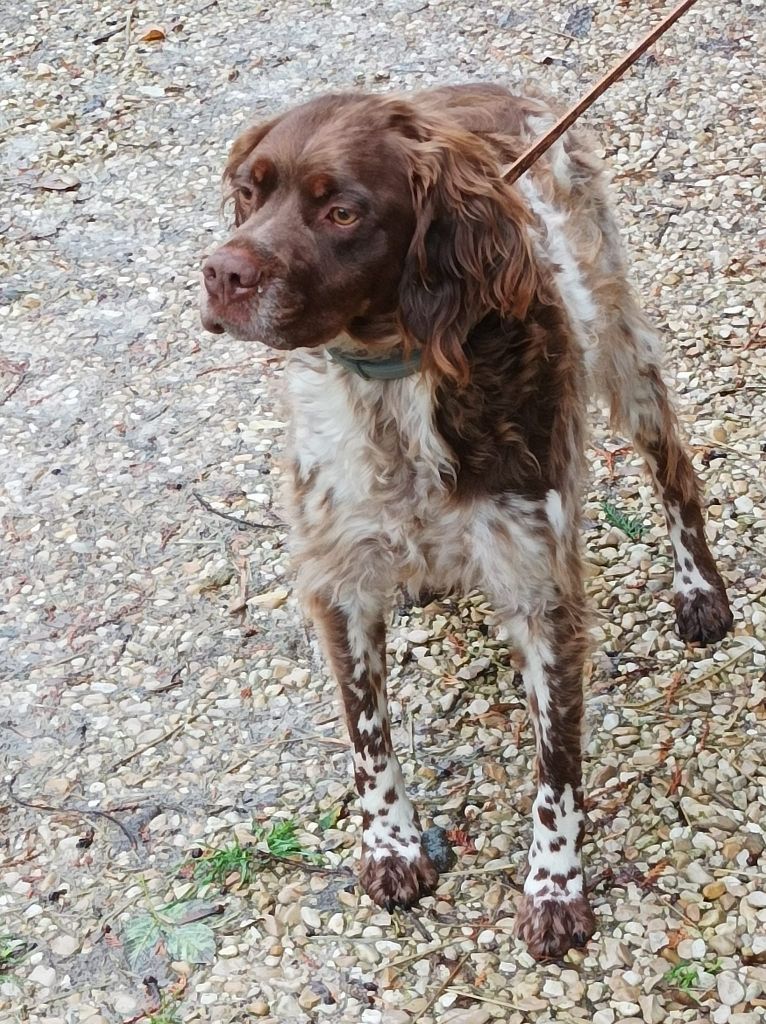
xmin=223 ymin=116 xmax=281 ymax=226
xmin=392 ymin=108 xmax=539 ymax=384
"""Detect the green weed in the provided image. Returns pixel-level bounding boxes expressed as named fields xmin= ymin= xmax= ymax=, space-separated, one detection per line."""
xmin=146 ymin=997 xmax=183 ymax=1024
xmin=601 ymin=499 xmax=646 ymax=541
xmin=664 ymin=957 xmax=723 ymax=991
xmin=193 ymin=839 xmax=255 ymax=887
xmin=193 ymin=818 xmax=322 ymax=888
xmin=0 ymin=935 xmax=32 ymax=987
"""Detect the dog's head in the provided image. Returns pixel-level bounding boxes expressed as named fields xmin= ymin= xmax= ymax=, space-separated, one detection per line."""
xmin=200 ymin=93 xmax=538 ymax=381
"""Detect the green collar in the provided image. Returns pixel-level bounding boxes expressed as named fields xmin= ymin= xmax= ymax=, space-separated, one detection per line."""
xmin=327 ymin=347 xmax=422 ymax=381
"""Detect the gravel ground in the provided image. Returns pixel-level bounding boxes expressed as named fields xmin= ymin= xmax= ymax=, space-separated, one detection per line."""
xmin=1 ymin=1 xmax=765 ymax=1022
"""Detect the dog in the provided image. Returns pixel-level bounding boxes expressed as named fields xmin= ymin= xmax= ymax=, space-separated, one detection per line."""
xmin=200 ymin=84 xmax=733 ymax=959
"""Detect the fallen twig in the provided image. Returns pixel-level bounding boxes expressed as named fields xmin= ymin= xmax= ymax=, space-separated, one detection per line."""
xmin=412 ymin=950 xmax=472 ymax=1024
xmin=193 ymin=490 xmax=282 ymax=531
xmin=448 ymin=988 xmax=527 ymax=1013
xmin=0 ymin=368 xmax=28 ymax=406
xmin=8 ymin=773 xmax=138 ymax=850
xmin=625 ymin=645 xmax=753 ymax=710
xmin=373 ymin=939 xmax=454 ymax=975
xmin=92 ymin=22 xmax=126 ymax=44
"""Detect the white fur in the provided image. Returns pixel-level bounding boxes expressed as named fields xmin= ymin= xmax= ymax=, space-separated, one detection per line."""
xmin=527 ymin=115 xmax=573 ymax=190
xmin=517 ymin=175 xmax=599 ymax=354
xmin=667 ymin=503 xmax=712 ymax=596
xmin=526 ymin=783 xmax=584 ymax=905
xmin=545 ymin=489 xmax=566 ymax=538
xmin=505 ymin=617 xmax=555 ymax=748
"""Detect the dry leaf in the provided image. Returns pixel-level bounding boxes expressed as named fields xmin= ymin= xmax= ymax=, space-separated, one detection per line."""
xmin=445 ymin=828 xmax=476 ymax=853
xmin=248 ymin=586 xmax=289 ymax=610
xmin=140 ymin=25 xmax=166 ymax=42
xmin=643 ymin=858 xmax=670 ymax=884
xmin=483 ymin=761 xmax=509 ymax=784
xmin=31 ymin=174 xmax=81 ymax=192
xmin=666 ymin=763 xmax=683 ymax=796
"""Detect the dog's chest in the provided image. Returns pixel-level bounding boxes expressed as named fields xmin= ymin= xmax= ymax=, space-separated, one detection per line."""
xmin=284 ymin=352 xmax=555 ymax=604
xmin=286 ymin=354 xmax=451 ymax=529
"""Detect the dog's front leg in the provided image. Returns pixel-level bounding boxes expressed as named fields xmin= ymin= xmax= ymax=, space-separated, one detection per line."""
xmin=505 ymin=594 xmax=597 ymax=959
xmin=307 ymin=593 xmax=439 ymax=909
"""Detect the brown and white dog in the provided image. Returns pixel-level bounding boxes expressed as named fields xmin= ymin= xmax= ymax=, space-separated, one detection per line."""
xmin=200 ymin=84 xmax=733 ymax=959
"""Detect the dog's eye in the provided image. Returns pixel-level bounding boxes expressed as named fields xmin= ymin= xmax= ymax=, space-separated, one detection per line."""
xmin=328 ymin=207 xmax=358 ymax=226
xmin=238 ymin=186 xmax=254 ymax=202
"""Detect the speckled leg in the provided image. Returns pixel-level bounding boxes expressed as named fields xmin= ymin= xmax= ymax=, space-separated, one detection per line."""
xmin=507 ymin=596 xmax=596 ymax=960
xmin=308 ymin=595 xmax=438 ymax=909
xmin=598 ymin=312 xmax=732 ymax=644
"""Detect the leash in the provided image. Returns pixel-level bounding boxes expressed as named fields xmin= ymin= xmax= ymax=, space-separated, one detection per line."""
xmin=503 ymin=0 xmax=700 ymax=183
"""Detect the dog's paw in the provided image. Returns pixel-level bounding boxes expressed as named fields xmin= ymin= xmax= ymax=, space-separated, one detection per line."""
xmin=675 ymin=584 xmax=733 ymax=644
xmin=359 ymin=848 xmax=439 ymax=910
xmin=514 ymin=893 xmax=596 ymax=961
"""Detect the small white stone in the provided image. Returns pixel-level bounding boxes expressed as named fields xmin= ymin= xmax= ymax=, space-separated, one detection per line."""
xmin=113 ymin=993 xmax=139 ymax=1015
xmin=687 ymin=860 xmax=714 ymax=884
xmin=50 ymin=934 xmax=79 ymax=957
xmin=603 ymin=712 xmax=620 ymax=731
xmin=614 ymin=1003 xmax=640 ymax=1018
xmin=717 ymin=972 xmax=745 ymax=1007
xmin=745 ymin=890 xmax=766 ymax=908
xmin=543 ymin=979 xmax=564 ymax=998
xmin=29 ymin=965 xmax=57 ymax=988
xmin=300 ymin=907 xmax=322 ymax=930
xmin=467 ymin=698 xmax=490 ymax=716
xmin=327 ymin=913 xmax=345 ymax=935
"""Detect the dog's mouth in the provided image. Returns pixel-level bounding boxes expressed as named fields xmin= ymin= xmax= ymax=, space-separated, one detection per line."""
xmin=199 ymin=276 xmax=305 ymax=349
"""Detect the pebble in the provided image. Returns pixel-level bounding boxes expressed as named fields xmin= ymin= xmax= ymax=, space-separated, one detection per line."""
xmin=717 ymin=973 xmax=746 ymax=1007
xmin=709 ymin=934 xmax=738 ymax=957
xmin=300 ymin=907 xmax=322 ymax=931
xmin=442 ymin=1010 xmax=490 ymax=1024
xmin=704 ymin=881 xmax=728 ymax=901
xmin=50 ymin=934 xmax=79 ymax=957
xmin=745 ymin=891 xmax=766 ymax=909
xmin=686 ymin=860 xmax=714 ymax=885
xmin=327 ymin=912 xmax=345 ymax=935
xmin=29 ymin=964 xmax=57 ymax=988
xmin=299 ymin=986 xmax=322 ymax=1010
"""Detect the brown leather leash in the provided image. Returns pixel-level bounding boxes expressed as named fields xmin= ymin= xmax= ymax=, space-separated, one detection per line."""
xmin=503 ymin=0 xmax=700 ymax=183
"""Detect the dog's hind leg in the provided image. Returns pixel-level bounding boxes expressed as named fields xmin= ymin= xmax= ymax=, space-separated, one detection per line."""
xmin=594 ymin=302 xmax=733 ymax=643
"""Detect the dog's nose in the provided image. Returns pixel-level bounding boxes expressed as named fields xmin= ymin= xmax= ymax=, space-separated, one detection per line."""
xmin=203 ymin=246 xmax=263 ymax=304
